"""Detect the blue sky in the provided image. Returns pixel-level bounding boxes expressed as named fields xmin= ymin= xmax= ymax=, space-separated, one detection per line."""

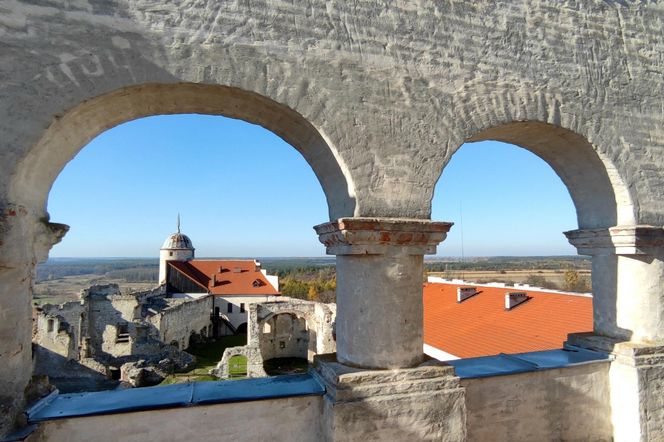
xmin=47 ymin=114 xmax=577 ymax=257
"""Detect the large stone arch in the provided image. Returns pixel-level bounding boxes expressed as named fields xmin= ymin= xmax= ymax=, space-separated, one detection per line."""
xmin=464 ymin=121 xmax=633 ymax=229
xmin=8 ymin=83 xmax=356 ymax=222
xmin=1 ymin=82 xmax=354 ymax=435
xmin=426 ymin=88 xmax=637 ymax=229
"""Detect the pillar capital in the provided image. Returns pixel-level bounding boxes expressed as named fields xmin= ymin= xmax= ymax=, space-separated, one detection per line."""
xmin=564 ymin=225 xmax=664 ymax=256
xmin=314 ymin=217 xmax=453 ymax=256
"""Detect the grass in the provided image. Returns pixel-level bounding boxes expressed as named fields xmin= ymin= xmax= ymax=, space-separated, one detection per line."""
xmin=228 ymin=355 xmax=248 ymax=378
xmin=160 ymin=334 xmax=247 ymax=385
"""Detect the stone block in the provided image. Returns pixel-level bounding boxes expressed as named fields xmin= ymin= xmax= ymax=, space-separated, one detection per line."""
xmin=312 ymin=354 xmax=466 ymax=441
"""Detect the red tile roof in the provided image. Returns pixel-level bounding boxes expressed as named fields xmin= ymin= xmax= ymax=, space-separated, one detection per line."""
xmin=423 ymin=282 xmax=592 ymax=359
xmin=168 ymin=260 xmax=279 ymax=296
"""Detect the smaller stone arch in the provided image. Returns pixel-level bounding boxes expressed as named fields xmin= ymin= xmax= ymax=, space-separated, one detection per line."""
xmin=253 ymin=301 xmax=336 ymax=363
xmin=259 ymin=312 xmax=311 ymax=362
xmin=212 ymin=346 xmax=266 ymax=379
xmin=235 ymin=322 xmax=248 ymax=335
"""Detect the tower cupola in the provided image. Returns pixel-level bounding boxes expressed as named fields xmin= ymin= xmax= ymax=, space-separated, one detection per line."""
xmin=159 ymin=215 xmax=195 ymax=285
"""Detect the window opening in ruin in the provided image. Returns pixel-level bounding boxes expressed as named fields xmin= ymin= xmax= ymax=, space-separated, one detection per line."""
xmin=428 ymin=139 xmax=592 ymax=362
xmin=47 ymin=319 xmax=54 ymax=333
xmin=227 ymin=303 xmax=233 ymax=313
xmin=240 ymin=303 xmax=245 ymax=313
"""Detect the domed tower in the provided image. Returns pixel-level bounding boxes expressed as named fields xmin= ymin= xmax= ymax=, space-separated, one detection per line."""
xmin=159 ymin=216 xmax=195 ymax=285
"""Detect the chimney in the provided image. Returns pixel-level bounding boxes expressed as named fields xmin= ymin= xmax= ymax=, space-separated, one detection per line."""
xmin=457 ymin=287 xmax=477 ymax=303
xmin=505 ymin=292 xmax=529 ymax=310
xmin=211 ymin=274 xmax=217 ymax=287
xmin=218 ymin=266 xmax=223 ymax=273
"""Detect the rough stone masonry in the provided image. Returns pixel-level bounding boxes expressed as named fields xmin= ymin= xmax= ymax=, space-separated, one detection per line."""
xmin=1 ymin=2 xmax=664 ymax=440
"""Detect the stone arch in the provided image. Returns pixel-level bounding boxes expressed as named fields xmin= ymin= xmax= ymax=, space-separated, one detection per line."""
xmin=257 ymin=310 xmax=315 ymax=362
xmin=9 ymin=83 xmax=356 ymax=223
xmin=430 ymin=89 xmax=636 ymax=229
xmin=460 ymin=121 xmax=634 ymax=229
xmin=235 ymin=323 xmax=248 ymax=335
xmin=429 ymin=116 xmax=640 ymax=350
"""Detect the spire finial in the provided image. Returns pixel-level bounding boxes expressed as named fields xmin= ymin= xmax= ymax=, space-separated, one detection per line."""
xmin=177 ymin=213 xmax=181 ymax=233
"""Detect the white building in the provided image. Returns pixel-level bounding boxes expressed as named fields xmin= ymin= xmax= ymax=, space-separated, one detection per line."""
xmin=159 ymin=225 xmax=280 ymax=335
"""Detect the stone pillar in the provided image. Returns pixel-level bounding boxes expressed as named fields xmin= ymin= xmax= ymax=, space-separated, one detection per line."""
xmin=314 ymin=218 xmax=452 ymax=369
xmin=565 ymin=225 xmax=664 ymax=441
xmin=0 ymin=204 xmax=67 ymax=437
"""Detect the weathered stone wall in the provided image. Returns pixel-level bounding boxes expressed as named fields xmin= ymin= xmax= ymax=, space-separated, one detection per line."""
xmin=463 ymin=362 xmax=612 ymax=441
xmin=34 ymin=302 xmax=86 ymax=360
xmin=4 ymin=2 xmax=664 ymax=224
xmin=255 ymin=300 xmax=336 ymax=363
xmin=260 ymin=313 xmax=310 ymax=361
xmin=148 ymin=295 xmax=213 ymax=350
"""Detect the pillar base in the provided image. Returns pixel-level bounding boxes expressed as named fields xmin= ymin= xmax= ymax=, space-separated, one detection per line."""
xmin=568 ymin=333 xmax=664 ymax=442
xmin=312 ymin=354 xmax=466 ymax=441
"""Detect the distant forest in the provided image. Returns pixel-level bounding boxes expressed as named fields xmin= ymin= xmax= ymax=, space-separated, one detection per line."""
xmin=36 ymin=256 xmax=592 ymax=301
xmin=36 ymin=259 xmax=160 ymax=283
xmin=424 ymin=256 xmax=591 ymax=272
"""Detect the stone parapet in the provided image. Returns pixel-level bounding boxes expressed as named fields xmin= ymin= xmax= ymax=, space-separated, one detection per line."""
xmin=568 ymin=333 xmax=664 ymax=441
xmin=314 ymin=217 xmax=453 ymax=256
xmin=312 ymin=354 xmax=466 ymax=441
xmin=565 ymin=225 xmax=664 ymax=256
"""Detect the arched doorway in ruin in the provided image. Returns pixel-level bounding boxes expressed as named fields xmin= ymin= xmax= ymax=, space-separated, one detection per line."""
xmin=258 ymin=311 xmax=313 ymax=375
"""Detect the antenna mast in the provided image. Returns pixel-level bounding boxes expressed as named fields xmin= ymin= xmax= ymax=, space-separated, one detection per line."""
xmin=460 ymin=202 xmax=465 ymax=279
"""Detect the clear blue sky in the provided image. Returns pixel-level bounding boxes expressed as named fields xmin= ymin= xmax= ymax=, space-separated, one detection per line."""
xmin=47 ymin=114 xmax=577 ymax=258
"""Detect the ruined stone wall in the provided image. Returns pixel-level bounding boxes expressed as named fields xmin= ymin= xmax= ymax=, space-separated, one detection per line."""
xmin=259 ymin=313 xmax=310 ymax=361
xmin=34 ymin=302 xmax=86 ymax=359
xmin=33 ymin=316 xmax=76 ymax=361
xmin=254 ymin=300 xmax=336 ymax=363
xmin=149 ymin=295 xmax=213 ymax=350
xmin=87 ymin=296 xmax=134 ymax=358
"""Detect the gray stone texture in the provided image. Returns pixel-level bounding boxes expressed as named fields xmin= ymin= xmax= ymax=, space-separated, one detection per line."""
xmin=463 ymin=362 xmax=612 ymax=441
xmin=313 ymin=355 xmax=466 ymax=441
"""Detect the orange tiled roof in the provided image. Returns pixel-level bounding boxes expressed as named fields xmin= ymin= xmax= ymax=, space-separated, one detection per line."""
xmin=168 ymin=260 xmax=280 ymax=296
xmin=423 ymin=282 xmax=592 ymax=359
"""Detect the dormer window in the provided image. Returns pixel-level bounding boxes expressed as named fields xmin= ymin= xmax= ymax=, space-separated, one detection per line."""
xmin=252 ymin=279 xmax=265 ymax=287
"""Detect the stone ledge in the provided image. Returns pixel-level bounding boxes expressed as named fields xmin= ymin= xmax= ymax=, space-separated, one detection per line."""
xmin=313 ymin=354 xmax=460 ymax=403
xmin=567 ymin=333 xmax=664 ymax=367
xmin=314 ymin=217 xmax=453 ymax=255
xmin=564 ymin=225 xmax=664 ymax=255
xmin=26 ymin=374 xmax=324 ymax=422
